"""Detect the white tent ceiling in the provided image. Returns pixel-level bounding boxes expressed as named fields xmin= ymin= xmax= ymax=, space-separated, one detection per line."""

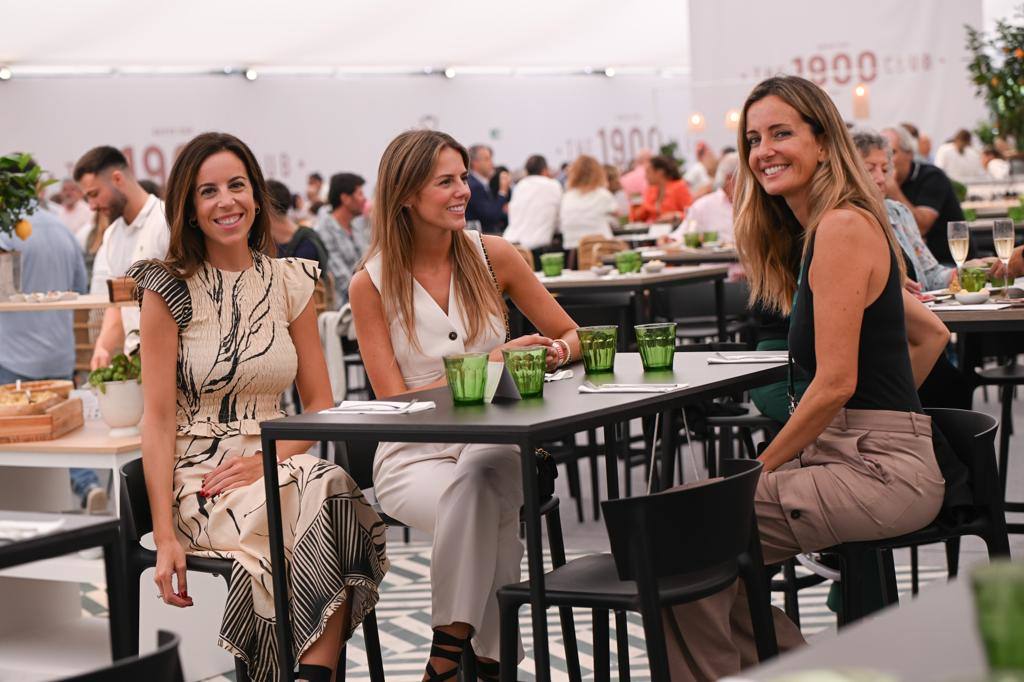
xmin=1 ymin=0 xmax=690 ymax=74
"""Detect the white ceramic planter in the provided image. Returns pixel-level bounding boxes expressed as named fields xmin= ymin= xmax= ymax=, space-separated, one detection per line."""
xmin=95 ymin=380 xmax=143 ymax=437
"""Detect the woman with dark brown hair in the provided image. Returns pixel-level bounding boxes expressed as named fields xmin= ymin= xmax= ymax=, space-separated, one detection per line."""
xmin=127 ymin=132 xmax=388 ymax=682
xmin=631 ymin=154 xmax=693 ymax=223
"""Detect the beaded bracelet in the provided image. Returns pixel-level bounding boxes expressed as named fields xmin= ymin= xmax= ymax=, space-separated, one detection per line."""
xmin=552 ymin=339 xmax=571 ymax=367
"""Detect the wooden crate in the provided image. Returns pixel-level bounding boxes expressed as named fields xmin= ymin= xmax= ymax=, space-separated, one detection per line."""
xmin=0 ymin=398 xmax=84 ymax=443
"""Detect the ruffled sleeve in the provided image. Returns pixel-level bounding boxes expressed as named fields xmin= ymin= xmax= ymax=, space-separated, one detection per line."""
xmin=280 ymin=257 xmax=321 ymax=321
xmin=126 ymin=260 xmax=192 ymax=330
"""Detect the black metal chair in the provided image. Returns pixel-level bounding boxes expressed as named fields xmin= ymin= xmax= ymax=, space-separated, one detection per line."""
xmin=496 ymin=459 xmax=778 ymax=681
xmin=60 ymin=630 xmax=184 ymax=682
xmin=974 ymin=363 xmax=1024 ymax=534
xmin=118 ymin=459 xmax=386 ymax=682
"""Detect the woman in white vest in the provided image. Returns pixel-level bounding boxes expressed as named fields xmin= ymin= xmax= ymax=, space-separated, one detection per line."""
xmin=349 ymin=130 xmax=581 ymax=681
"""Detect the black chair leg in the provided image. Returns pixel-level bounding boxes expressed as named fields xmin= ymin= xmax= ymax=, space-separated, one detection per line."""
xmin=706 ymin=435 xmax=718 ymax=478
xmin=636 ymin=598 xmax=671 ymax=682
xmin=125 ymin=563 xmax=142 ymax=656
xmin=945 ymin=538 xmax=961 ymax=579
xmin=592 ymin=609 xmax=611 ymax=682
xmin=460 ymin=643 xmax=477 ymax=681
xmin=741 ymin=565 xmax=779 ymax=662
xmin=880 ymin=549 xmax=899 ymax=606
xmin=362 ymin=609 xmax=386 ymax=682
xmin=497 ymin=593 xmax=521 ymax=682
xmin=910 ymin=545 xmax=919 ymax=595
xmin=565 ymin=458 xmax=585 ymax=523
xmin=614 ymin=610 xmax=631 ymax=682
xmin=999 ymin=384 xmax=1014 ymax=497
xmin=234 ymin=658 xmax=248 ymax=679
xmin=588 ymin=429 xmax=601 ymax=521
xmin=781 ymin=559 xmax=801 ymax=628
xmin=838 ymin=548 xmax=866 ymax=627
xmin=544 ymin=505 xmax=582 ymax=682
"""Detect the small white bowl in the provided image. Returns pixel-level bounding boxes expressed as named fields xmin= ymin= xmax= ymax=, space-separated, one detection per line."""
xmin=955 ymin=289 xmax=990 ymax=305
xmin=590 ymin=265 xmax=613 ymax=276
xmin=641 ymin=262 xmax=665 ymax=273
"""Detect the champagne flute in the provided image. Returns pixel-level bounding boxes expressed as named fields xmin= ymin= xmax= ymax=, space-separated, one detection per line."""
xmin=993 ymin=218 xmax=1016 ymax=291
xmin=948 ymin=221 xmax=970 ymax=287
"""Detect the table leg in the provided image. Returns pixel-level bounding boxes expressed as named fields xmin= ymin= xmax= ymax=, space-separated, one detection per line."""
xmin=659 ymin=409 xmax=677 ymax=489
xmin=261 ymin=437 xmax=295 ymax=681
xmin=603 ymin=424 xmax=620 ymax=500
xmin=519 ymin=439 xmax=550 ymax=682
xmin=714 ymin=278 xmax=727 ymax=341
xmin=103 ymin=534 xmax=130 ymax=660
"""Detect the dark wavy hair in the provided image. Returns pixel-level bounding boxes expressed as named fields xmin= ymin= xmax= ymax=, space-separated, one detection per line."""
xmin=158 ymin=132 xmax=272 ymax=278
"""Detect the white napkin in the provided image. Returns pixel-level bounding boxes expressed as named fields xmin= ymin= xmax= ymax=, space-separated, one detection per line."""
xmin=544 ymin=369 xmax=575 ymax=382
xmin=929 ymin=303 xmax=1011 ymax=311
xmin=579 ymin=382 xmax=688 ymax=394
xmin=707 ymin=353 xmax=788 ymax=364
xmin=321 ymin=400 xmax=435 ymax=415
xmin=0 ymin=518 xmax=65 ymax=541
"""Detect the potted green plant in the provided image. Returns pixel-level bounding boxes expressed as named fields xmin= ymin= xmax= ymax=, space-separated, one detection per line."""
xmin=966 ymin=11 xmax=1024 ymax=151
xmin=88 ymin=353 xmax=143 ymax=437
xmin=0 ymin=153 xmax=53 ymax=296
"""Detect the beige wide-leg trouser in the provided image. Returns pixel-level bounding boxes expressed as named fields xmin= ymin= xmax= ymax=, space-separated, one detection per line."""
xmin=374 ymin=441 xmax=526 ymax=661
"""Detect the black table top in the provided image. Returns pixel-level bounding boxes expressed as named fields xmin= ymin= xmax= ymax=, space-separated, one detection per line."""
xmin=260 ymin=352 xmax=787 ymax=444
xmin=0 ymin=510 xmax=119 ymax=570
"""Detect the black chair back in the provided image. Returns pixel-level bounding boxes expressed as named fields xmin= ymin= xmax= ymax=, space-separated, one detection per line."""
xmin=120 ymin=458 xmax=151 ymax=543
xmin=601 ymin=458 xmax=762 ymax=581
xmin=59 ymin=630 xmax=184 ymax=682
xmin=333 ymin=440 xmax=380 ymax=490
xmin=924 ymin=408 xmax=999 ymax=506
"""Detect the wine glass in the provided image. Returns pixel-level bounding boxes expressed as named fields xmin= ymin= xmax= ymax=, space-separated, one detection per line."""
xmin=993 ymin=218 xmax=1016 ymax=291
xmin=948 ymin=221 xmax=970 ymax=286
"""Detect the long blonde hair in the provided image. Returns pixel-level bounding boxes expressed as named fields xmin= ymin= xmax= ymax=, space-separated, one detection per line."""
xmin=567 ymin=155 xmax=607 ymax=193
xmin=365 ymin=130 xmax=505 ymax=351
xmin=734 ymin=76 xmax=903 ymax=314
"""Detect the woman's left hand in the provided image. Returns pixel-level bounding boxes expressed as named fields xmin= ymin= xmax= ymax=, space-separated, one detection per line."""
xmin=202 ymin=450 xmax=265 ymax=498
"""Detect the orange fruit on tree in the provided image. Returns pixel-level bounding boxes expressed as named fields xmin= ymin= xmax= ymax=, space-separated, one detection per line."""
xmin=1016 ymin=48 xmax=1024 ymax=58
xmin=14 ymin=220 xmax=32 ymax=240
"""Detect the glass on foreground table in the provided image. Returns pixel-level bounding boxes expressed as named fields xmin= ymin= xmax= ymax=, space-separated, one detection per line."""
xmin=443 ymin=352 xmax=489 ymax=404
xmin=615 ymin=250 xmax=642 ymax=274
xmin=949 ymin=220 xmax=970 ymax=285
xmin=540 ymin=252 xmax=564 ymax=277
xmin=502 ymin=345 xmax=546 ymax=398
xmin=577 ymin=325 xmax=617 ymax=373
xmin=635 ymin=322 xmax=677 ymax=370
xmin=972 ymin=561 xmax=1024 ymax=678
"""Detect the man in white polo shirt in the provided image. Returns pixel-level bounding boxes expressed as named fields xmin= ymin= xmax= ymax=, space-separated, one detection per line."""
xmin=74 ymin=146 xmax=169 ymax=369
xmin=503 ymin=155 xmax=563 ymax=261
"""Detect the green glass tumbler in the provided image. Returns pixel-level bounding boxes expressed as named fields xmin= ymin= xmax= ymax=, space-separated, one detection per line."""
xmin=443 ymin=352 xmax=489 ymax=405
xmin=540 ymin=252 xmax=565 ymax=277
xmin=615 ymin=250 xmax=642 ymax=274
xmin=972 ymin=562 xmax=1024 ymax=674
xmin=577 ymin=325 xmax=618 ymax=374
xmin=702 ymin=230 xmax=719 ymax=244
xmin=502 ymin=345 xmax=547 ymax=398
xmin=635 ymin=323 xmax=677 ymax=370
xmin=683 ymin=231 xmax=701 ymax=248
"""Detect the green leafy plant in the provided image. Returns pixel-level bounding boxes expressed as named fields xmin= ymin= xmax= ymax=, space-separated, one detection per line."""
xmin=0 ymin=153 xmax=53 ymax=239
xmin=88 ymin=353 xmax=141 ymax=393
xmin=966 ymin=10 xmax=1024 ymax=150
xmin=659 ymin=140 xmax=687 ymax=172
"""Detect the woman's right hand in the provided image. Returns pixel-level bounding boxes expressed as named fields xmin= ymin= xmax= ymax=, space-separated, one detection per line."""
xmin=489 ymin=334 xmax=555 ymax=365
xmin=154 ymin=539 xmax=193 ymax=608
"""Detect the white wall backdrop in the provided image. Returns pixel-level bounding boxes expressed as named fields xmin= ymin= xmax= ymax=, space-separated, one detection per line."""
xmin=0 ymin=75 xmax=689 ymax=192
xmin=688 ymin=0 xmax=987 ymax=149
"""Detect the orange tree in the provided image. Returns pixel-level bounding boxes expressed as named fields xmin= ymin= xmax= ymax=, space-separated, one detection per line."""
xmin=967 ymin=11 xmax=1024 ymax=150
xmin=0 ymin=153 xmax=51 ymax=240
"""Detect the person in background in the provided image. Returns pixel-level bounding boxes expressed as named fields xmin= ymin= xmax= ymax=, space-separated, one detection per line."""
xmin=306 ymin=171 xmax=325 ymax=216
xmin=631 ymin=154 xmax=693 ymax=223
xmin=619 ymin=149 xmax=652 ymax=204
xmin=503 ymin=154 xmax=562 ymax=258
xmin=684 ymin=141 xmax=718 ymax=198
xmin=665 ymin=152 xmax=739 ymax=245
xmin=853 ymin=128 xmax=954 ymax=293
xmin=900 ymin=122 xmax=933 ymax=163
xmin=267 ymin=179 xmax=329 ymax=277
xmin=934 ymin=129 xmax=988 ymax=184
xmin=558 ymin=154 xmax=619 ymax=250
xmin=316 ymin=172 xmax=370 ymax=308
xmin=604 ymin=164 xmax=631 ymax=216
xmin=54 ymin=178 xmax=94 ymax=237
xmin=74 ymin=145 xmax=169 ymax=368
xmin=0 ymin=157 xmax=97 ymax=510
xmin=555 ymin=161 xmax=570 ymax=187
xmin=982 ymin=145 xmax=1011 ymax=180
xmin=881 ymin=125 xmax=964 ymax=264
xmin=489 ymin=165 xmax=511 ymax=201
xmin=465 ymin=144 xmax=510 ymax=234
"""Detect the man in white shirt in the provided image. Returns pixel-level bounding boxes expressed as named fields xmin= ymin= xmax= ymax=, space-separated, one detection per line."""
xmin=503 ymin=155 xmax=563 ymax=252
xmin=667 ymin=152 xmax=739 ymax=244
xmin=934 ymin=129 xmax=988 ymax=184
xmin=683 ymin=142 xmax=718 ymax=199
xmin=54 ymin=178 xmax=95 ymax=236
xmin=74 ymin=146 xmax=169 ymax=369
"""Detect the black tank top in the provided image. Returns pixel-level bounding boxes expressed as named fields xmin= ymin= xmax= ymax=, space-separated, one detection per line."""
xmin=788 ymin=232 xmax=922 ymax=413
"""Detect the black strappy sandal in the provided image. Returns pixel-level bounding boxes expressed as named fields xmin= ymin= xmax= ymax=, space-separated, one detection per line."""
xmin=475 ymin=657 xmax=499 ymax=682
xmin=424 ymin=629 xmax=469 ymax=681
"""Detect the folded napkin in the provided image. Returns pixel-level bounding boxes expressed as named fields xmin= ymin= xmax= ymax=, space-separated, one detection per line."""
xmin=929 ymin=303 xmax=1011 ymax=311
xmin=0 ymin=518 xmax=64 ymax=542
xmin=579 ymin=382 xmax=688 ymax=394
xmin=321 ymin=400 xmax=435 ymax=415
xmin=707 ymin=353 xmax=788 ymax=364
xmin=544 ymin=369 xmax=575 ymax=382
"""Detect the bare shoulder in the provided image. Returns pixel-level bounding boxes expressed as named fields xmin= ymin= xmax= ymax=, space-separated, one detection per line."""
xmin=480 ymin=234 xmax=519 ymax=271
xmin=815 ymin=207 xmax=883 ymax=252
xmin=348 ymin=270 xmax=379 ymax=303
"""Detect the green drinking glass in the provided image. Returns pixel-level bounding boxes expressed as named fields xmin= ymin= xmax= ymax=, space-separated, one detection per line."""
xmin=683 ymin=231 xmax=701 ymax=248
xmin=502 ymin=345 xmax=547 ymax=398
xmin=615 ymin=250 xmax=642 ymax=274
xmin=635 ymin=323 xmax=677 ymax=371
xmin=540 ymin=252 xmax=565 ymax=277
xmin=702 ymin=230 xmax=719 ymax=244
xmin=972 ymin=562 xmax=1024 ymax=674
xmin=443 ymin=352 xmax=489 ymax=405
xmin=962 ymin=267 xmax=989 ymax=292
xmin=577 ymin=325 xmax=618 ymax=373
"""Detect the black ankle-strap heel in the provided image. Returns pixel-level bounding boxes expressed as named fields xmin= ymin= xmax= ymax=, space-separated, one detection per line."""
xmin=475 ymin=657 xmax=500 ymax=682
xmin=424 ymin=629 xmax=469 ymax=681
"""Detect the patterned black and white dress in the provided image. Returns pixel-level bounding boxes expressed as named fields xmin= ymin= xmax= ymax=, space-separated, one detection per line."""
xmin=128 ymin=254 xmax=388 ymax=682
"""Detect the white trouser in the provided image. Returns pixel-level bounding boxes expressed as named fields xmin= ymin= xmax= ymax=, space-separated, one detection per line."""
xmin=374 ymin=442 xmax=525 ymax=661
